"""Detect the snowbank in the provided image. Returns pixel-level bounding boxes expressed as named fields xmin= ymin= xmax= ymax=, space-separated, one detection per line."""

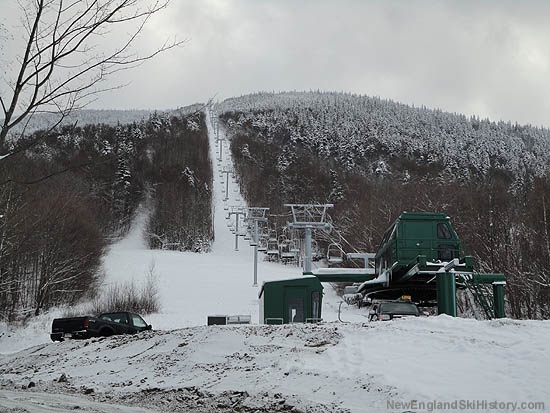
xmin=1 ymin=318 xmax=549 ymax=412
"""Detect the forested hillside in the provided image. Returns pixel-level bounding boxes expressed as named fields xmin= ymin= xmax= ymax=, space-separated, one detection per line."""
xmin=218 ymin=91 xmax=550 ymax=319
xmin=146 ymin=110 xmax=213 ymax=252
xmin=0 ymin=106 xmax=212 ymax=321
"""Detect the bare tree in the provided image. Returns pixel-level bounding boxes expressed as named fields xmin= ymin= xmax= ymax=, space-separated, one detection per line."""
xmin=0 ymin=0 xmax=184 ymax=156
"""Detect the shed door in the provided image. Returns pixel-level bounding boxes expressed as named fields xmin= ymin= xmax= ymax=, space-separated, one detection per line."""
xmin=284 ymin=287 xmax=305 ymax=323
xmin=312 ymin=291 xmax=321 ymax=319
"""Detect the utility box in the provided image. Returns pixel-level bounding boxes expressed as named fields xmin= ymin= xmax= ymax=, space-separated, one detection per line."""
xmin=259 ymin=276 xmax=323 ymax=324
xmin=207 ymin=315 xmax=251 ymax=325
xmin=207 ymin=315 xmax=228 ymax=325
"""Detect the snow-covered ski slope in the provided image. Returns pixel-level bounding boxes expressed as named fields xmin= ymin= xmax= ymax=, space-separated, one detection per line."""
xmin=1 ymin=109 xmax=550 ymax=412
xmin=101 ymin=109 xmax=347 ymax=330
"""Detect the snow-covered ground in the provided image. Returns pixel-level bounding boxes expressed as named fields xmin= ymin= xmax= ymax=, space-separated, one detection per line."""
xmin=1 ymin=110 xmax=550 ymax=412
xmin=1 ymin=318 xmax=550 ymax=412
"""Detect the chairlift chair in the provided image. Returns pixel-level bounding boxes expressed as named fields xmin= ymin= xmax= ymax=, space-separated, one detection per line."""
xmin=258 ymin=237 xmax=268 ymax=252
xmin=311 ymin=239 xmax=323 ymax=261
xmin=267 ymin=238 xmax=279 ymax=256
xmin=289 ymin=239 xmax=300 ymax=254
xmin=279 ymin=240 xmax=296 ymax=260
xmin=327 ymin=243 xmax=344 ymax=264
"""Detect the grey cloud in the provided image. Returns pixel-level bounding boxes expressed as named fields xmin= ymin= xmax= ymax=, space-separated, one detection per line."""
xmin=2 ymin=0 xmax=549 ymax=126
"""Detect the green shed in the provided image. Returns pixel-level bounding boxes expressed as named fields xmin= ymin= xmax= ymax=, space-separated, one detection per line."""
xmin=258 ymin=276 xmax=323 ymax=324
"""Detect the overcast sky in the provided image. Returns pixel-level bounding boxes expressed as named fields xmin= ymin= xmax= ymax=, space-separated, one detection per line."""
xmin=2 ymin=0 xmax=550 ymax=127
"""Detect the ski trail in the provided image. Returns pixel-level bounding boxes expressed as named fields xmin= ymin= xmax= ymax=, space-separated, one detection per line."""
xmin=100 ymin=109 xmax=302 ymax=329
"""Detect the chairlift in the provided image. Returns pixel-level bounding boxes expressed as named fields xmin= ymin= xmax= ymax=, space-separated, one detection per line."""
xmin=258 ymin=237 xmax=268 ymax=252
xmin=311 ymin=239 xmax=323 ymax=261
xmin=279 ymin=240 xmax=296 ymax=260
xmin=327 ymin=243 xmax=344 ymax=264
xmin=267 ymin=238 xmax=279 ymax=256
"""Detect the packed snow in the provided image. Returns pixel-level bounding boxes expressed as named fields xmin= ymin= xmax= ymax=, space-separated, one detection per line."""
xmin=1 ymin=109 xmax=549 ymax=412
xmin=1 ymin=318 xmax=550 ymax=412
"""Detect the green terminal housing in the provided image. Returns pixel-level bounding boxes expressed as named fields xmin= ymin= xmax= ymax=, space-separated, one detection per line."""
xmin=306 ymin=212 xmax=506 ymax=319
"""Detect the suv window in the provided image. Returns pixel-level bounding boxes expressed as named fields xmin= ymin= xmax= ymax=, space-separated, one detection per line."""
xmin=101 ymin=312 xmax=129 ymax=324
xmin=379 ymin=302 xmax=419 ymax=316
xmin=132 ymin=314 xmax=147 ymax=328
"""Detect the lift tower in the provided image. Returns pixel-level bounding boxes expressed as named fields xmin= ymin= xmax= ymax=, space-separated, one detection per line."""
xmin=227 ymin=206 xmax=247 ymax=251
xmin=246 ymin=207 xmax=270 ymax=286
xmin=216 ymin=134 xmax=225 ymax=163
xmin=285 ymin=204 xmax=333 ymax=273
xmin=220 ymin=168 xmax=233 ymax=201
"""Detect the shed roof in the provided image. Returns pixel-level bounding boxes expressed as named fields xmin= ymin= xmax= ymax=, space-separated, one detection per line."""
xmin=399 ymin=212 xmax=450 ymax=220
xmin=258 ymin=275 xmax=322 ymax=298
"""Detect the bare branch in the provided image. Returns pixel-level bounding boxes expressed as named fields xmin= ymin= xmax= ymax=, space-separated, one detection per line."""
xmin=0 ymin=0 xmax=184 ymax=151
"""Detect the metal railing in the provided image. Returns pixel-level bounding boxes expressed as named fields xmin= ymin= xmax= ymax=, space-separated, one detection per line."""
xmin=465 ymin=281 xmax=493 ymax=319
